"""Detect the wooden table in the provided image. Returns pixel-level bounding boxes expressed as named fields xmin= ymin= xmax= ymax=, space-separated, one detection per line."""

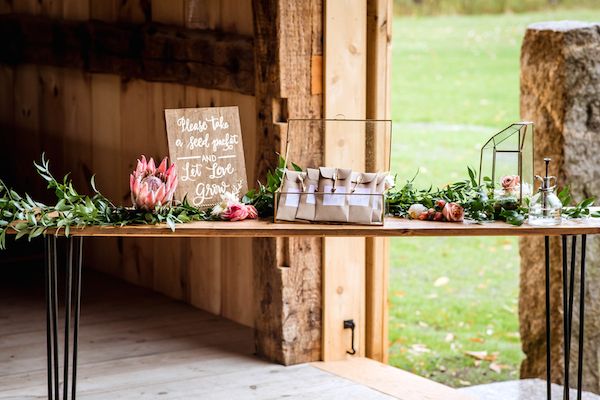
xmin=39 ymin=217 xmax=599 ymax=400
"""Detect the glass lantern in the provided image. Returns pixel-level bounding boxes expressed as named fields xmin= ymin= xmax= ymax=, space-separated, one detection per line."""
xmin=478 ymin=122 xmax=534 ymax=204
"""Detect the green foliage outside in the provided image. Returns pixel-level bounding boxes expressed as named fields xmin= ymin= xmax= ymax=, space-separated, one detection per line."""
xmin=389 ymin=8 xmax=600 ymax=387
xmin=394 ymin=0 xmax=600 ymax=15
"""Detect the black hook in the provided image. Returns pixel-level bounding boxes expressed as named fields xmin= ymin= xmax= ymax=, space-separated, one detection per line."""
xmin=343 ymin=319 xmax=356 ymax=355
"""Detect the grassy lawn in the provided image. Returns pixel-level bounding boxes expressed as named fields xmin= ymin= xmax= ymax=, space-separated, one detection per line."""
xmin=388 ymin=9 xmax=600 ymax=387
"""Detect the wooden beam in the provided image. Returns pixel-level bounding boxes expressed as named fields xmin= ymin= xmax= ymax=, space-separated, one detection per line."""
xmin=0 ymin=14 xmax=254 ymax=95
xmin=252 ymin=0 xmax=323 ymax=365
xmin=365 ymin=0 xmax=393 ymax=363
xmin=322 ymin=0 xmax=367 ymax=361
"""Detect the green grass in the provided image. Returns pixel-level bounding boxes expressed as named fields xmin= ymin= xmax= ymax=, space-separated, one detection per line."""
xmin=388 ymin=8 xmax=600 ymax=387
xmin=393 ymin=0 xmax=600 ymax=16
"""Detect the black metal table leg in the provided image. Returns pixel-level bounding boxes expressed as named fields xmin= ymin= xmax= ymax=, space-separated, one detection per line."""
xmin=545 ymin=236 xmax=551 ymax=400
xmin=562 ymin=235 xmax=570 ymax=400
xmin=577 ymin=235 xmax=586 ymax=400
xmin=552 ymin=235 xmax=588 ymax=400
xmin=71 ymin=238 xmax=83 ymax=400
xmin=51 ymin=237 xmax=59 ymax=400
xmin=44 ymin=236 xmax=84 ymax=400
xmin=44 ymin=237 xmax=54 ymax=400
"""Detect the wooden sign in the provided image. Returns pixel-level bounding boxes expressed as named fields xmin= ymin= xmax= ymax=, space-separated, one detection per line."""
xmin=165 ymin=106 xmax=248 ymax=208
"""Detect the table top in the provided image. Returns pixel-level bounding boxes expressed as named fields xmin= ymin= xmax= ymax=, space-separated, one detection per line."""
xmin=46 ymin=217 xmax=600 ymax=238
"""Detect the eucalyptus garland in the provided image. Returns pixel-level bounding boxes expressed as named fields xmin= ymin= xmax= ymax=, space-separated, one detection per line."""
xmin=0 ymin=155 xmax=214 ymax=249
xmin=1 ymin=155 xmax=598 ymax=250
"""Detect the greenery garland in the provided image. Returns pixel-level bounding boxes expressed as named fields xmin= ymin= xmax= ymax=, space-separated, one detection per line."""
xmin=0 ymin=155 xmax=598 ymax=250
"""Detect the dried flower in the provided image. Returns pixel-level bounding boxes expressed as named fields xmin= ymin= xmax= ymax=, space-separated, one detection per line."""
xmin=130 ymin=155 xmax=177 ymax=211
xmin=442 ymin=202 xmax=465 ymax=222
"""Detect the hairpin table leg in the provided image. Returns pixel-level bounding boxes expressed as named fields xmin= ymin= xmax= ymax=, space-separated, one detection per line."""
xmin=44 ymin=236 xmax=84 ymax=400
xmin=51 ymin=237 xmax=60 ymax=400
xmin=562 ymin=235 xmax=570 ymax=400
xmin=558 ymin=235 xmax=587 ymax=400
xmin=71 ymin=237 xmax=83 ymax=400
xmin=45 ymin=237 xmax=55 ymax=400
xmin=576 ymin=235 xmax=586 ymax=400
xmin=545 ymin=236 xmax=551 ymax=400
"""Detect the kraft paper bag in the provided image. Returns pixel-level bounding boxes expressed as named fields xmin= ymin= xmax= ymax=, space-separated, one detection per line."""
xmin=315 ymin=167 xmax=352 ymax=222
xmin=371 ymin=172 xmax=390 ymax=223
xmin=275 ymin=170 xmax=306 ymax=221
xmin=295 ymin=168 xmax=319 ymax=221
xmin=348 ymin=172 xmax=378 ymax=224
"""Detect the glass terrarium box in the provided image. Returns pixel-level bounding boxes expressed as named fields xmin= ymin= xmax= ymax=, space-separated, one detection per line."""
xmin=274 ymin=119 xmax=392 ymax=225
xmin=479 ymin=122 xmax=534 ymax=205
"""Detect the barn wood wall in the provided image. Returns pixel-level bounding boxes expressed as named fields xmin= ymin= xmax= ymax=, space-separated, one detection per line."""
xmin=0 ymin=0 xmax=256 ymax=328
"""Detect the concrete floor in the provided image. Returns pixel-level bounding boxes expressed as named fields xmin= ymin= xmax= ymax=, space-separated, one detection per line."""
xmin=460 ymin=379 xmax=600 ymax=400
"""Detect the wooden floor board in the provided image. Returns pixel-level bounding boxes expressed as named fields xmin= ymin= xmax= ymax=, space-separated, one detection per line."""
xmin=0 ymin=268 xmax=393 ymax=400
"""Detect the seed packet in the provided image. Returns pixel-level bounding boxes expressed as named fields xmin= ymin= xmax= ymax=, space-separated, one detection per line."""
xmin=315 ymin=167 xmax=352 ymax=222
xmin=295 ymin=168 xmax=319 ymax=221
xmin=348 ymin=172 xmax=378 ymax=224
xmin=275 ymin=170 xmax=306 ymax=221
xmin=371 ymin=172 xmax=391 ymax=223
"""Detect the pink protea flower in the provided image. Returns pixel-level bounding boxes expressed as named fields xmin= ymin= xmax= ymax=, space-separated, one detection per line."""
xmin=130 ymin=155 xmax=177 ymax=211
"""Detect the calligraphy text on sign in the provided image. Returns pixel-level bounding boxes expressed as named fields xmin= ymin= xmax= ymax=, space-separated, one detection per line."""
xmin=165 ymin=107 xmax=248 ymax=208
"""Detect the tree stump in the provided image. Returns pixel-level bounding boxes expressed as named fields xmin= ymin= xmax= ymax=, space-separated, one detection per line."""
xmin=520 ymin=21 xmax=600 ymax=392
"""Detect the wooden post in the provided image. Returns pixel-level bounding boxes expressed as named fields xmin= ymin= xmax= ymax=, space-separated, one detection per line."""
xmin=253 ymin=0 xmax=324 ymax=365
xmin=322 ymin=0 xmax=368 ymax=361
xmin=365 ymin=0 xmax=392 ymax=363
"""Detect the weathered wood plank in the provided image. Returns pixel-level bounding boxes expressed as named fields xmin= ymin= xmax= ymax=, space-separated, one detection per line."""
xmin=0 ymin=14 xmax=255 ymax=95
xmin=252 ymin=0 xmax=324 ymax=365
xmin=88 ymin=73 xmax=122 ymax=278
xmin=1 ymin=270 xmax=392 ymax=400
xmin=365 ymin=0 xmax=393 ymax=364
xmin=313 ymin=357 xmax=476 ymax=400
xmin=323 ymin=0 xmax=368 ymax=361
xmin=0 ymin=65 xmax=14 ymax=177
xmin=119 ymin=79 xmax=156 ymax=289
xmin=32 ymin=217 xmax=600 ymax=238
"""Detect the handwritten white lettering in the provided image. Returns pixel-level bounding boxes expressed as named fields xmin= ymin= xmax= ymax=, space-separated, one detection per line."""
xmin=194 ymin=182 xmax=230 ymax=205
xmin=206 ymin=162 xmax=235 ymax=179
xmin=181 ymin=162 xmax=202 ymax=182
xmin=211 ymin=133 xmax=239 ymax=152
xmin=177 ymin=116 xmax=208 ymax=133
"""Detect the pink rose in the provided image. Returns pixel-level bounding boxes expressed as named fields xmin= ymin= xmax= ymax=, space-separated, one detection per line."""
xmin=433 ymin=212 xmax=443 ymax=221
xmin=435 ymin=199 xmax=446 ymax=209
xmin=501 ymin=175 xmax=520 ymax=190
xmin=442 ymin=202 xmax=464 ymax=222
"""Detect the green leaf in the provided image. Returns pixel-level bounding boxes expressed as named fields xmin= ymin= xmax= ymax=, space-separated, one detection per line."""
xmin=580 ymin=198 xmax=595 ymax=208
xmin=467 ymin=167 xmax=477 ymax=187
xmin=291 ymin=162 xmax=303 ymax=172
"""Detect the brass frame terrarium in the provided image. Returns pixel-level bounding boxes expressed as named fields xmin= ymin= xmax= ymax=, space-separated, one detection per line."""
xmin=478 ymin=122 xmax=534 ymax=204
